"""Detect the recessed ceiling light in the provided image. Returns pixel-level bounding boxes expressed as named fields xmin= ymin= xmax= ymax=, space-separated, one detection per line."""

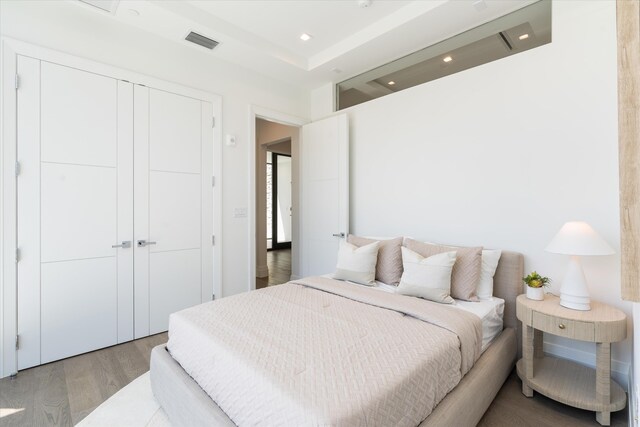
xmin=300 ymin=33 xmax=313 ymax=41
xmin=331 ymin=68 xmax=342 ymax=74
xmin=388 ymin=81 xmax=395 ymax=85
xmin=443 ymin=56 xmax=453 ymax=63
xmin=519 ymin=33 xmax=529 ymax=40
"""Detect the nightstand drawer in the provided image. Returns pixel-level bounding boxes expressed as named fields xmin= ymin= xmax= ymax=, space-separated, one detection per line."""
xmin=532 ymin=311 xmax=595 ymax=341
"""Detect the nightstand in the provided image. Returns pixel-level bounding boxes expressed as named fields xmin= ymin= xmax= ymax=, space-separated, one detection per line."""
xmin=516 ymin=294 xmax=627 ymax=426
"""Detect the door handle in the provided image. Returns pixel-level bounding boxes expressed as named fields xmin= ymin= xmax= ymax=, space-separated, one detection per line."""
xmin=332 ymin=233 xmax=345 ymax=238
xmin=137 ymin=240 xmax=157 ymax=247
xmin=112 ymin=241 xmax=132 ymax=248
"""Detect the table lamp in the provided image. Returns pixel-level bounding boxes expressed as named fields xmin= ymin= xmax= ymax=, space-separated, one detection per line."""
xmin=545 ymin=221 xmax=615 ymax=311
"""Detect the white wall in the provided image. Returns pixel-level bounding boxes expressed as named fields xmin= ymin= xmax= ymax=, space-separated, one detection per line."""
xmin=312 ymin=0 xmax=631 ymax=387
xmin=0 ymin=0 xmax=308 ymax=298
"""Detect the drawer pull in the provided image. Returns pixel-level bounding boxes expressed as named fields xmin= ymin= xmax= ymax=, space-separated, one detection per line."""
xmin=558 ymin=324 xmax=566 ymax=330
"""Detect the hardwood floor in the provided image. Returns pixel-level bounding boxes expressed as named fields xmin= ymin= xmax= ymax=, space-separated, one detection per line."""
xmin=0 ymin=322 xmax=628 ymax=427
xmin=0 ymin=333 xmax=167 ymax=426
xmin=256 ymin=248 xmax=291 ymax=289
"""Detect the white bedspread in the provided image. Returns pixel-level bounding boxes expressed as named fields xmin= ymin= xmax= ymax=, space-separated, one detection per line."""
xmin=335 ymin=278 xmax=504 ymax=353
xmin=167 ymin=277 xmax=482 ymax=427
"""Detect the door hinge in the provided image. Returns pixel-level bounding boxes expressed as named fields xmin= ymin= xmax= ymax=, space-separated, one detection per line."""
xmin=15 ymin=334 xmax=20 ymax=350
xmin=15 ymin=74 xmax=19 ymax=90
xmin=15 ymin=161 xmax=21 ymax=177
xmin=212 ymin=235 xmax=215 ymax=245
xmin=15 ymin=248 xmax=21 ymax=263
xmin=212 ymin=117 xmax=215 ymax=128
xmin=212 ymin=176 xmax=215 ymax=187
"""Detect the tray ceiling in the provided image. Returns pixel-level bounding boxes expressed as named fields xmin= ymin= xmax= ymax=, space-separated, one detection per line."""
xmin=78 ymin=0 xmax=538 ymax=89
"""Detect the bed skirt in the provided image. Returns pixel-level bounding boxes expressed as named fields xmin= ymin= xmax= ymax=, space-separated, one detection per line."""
xmin=150 ymin=327 xmax=516 ymax=427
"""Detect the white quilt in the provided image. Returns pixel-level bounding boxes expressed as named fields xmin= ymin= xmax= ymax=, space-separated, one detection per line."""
xmin=167 ymin=277 xmax=482 ymax=427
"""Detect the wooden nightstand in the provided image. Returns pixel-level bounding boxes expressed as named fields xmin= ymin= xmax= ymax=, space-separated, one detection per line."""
xmin=516 ymin=294 xmax=627 ymax=426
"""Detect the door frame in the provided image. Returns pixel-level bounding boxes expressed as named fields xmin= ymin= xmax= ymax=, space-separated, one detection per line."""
xmin=248 ymin=106 xmax=308 ymax=291
xmin=0 ymin=37 xmax=223 ymax=378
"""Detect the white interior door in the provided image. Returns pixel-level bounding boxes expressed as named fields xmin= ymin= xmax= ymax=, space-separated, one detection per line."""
xmin=16 ymin=59 xmax=134 ymax=367
xmin=134 ymin=87 xmax=213 ymax=337
xmin=300 ymin=114 xmax=349 ymax=277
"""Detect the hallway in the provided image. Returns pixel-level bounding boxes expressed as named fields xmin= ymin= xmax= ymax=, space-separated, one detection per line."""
xmin=256 ymin=249 xmax=291 ymax=289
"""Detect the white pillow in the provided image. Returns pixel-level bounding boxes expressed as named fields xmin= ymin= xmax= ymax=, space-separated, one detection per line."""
xmin=334 ymin=240 xmax=380 ymax=286
xmin=476 ymin=249 xmax=502 ymax=300
xmin=396 ymin=247 xmax=457 ymax=304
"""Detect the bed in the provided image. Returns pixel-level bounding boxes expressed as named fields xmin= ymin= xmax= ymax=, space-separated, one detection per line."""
xmin=150 ymin=250 xmax=523 ymax=427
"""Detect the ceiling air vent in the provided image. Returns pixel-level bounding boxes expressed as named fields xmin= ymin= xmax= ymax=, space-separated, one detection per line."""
xmin=185 ymin=32 xmax=219 ymax=50
xmin=77 ymin=0 xmax=120 ymax=14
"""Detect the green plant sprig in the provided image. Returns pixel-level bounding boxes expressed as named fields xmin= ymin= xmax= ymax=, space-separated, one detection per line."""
xmin=523 ymin=271 xmax=551 ymax=288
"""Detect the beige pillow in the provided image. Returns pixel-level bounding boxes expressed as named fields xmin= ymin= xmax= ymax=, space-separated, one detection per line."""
xmin=334 ymin=240 xmax=380 ymax=286
xmin=403 ymin=238 xmax=483 ymax=301
xmin=396 ymin=247 xmax=456 ymax=304
xmin=347 ymin=235 xmax=403 ymax=285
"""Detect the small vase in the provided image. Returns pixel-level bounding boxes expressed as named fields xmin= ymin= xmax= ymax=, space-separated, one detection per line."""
xmin=526 ymin=286 xmax=544 ymax=301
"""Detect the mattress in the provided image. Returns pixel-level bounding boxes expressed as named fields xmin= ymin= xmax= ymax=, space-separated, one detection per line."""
xmin=333 ymin=277 xmax=505 ymax=353
xmin=167 ymin=276 xmax=482 ymax=427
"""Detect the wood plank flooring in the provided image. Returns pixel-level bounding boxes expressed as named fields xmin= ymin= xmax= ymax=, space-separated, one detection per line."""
xmin=256 ymin=248 xmax=291 ymax=289
xmin=0 ymin=333 xmax=167 ymax=426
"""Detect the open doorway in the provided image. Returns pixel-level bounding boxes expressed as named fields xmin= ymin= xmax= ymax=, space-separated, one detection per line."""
xmin=255 ymin=118 xmax=299 ymax=289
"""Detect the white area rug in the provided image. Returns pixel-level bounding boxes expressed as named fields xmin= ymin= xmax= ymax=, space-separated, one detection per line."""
xmin=77 ymin=372 xmax=171 ymax=427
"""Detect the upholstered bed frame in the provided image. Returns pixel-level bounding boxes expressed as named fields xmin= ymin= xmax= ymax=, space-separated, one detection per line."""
xmin=150 ymin=251 xmax=524 ymax=427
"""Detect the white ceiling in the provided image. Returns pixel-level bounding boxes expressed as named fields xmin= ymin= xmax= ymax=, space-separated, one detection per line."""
xmin=188 ymin=1 xmax=412 ymax=58
xmin=77 ymin=0 xmax=539 ymax=89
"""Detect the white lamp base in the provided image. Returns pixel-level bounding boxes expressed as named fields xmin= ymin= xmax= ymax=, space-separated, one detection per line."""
xmin=559 ymin=255 xmax=591 ymax=311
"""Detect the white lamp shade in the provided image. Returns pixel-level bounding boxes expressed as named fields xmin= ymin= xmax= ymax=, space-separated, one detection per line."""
xmin=545 ymin=221 xmax=615 ymax=256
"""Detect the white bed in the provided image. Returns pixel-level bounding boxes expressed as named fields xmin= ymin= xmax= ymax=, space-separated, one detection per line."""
xmin=150 ymin=251 xmax=524 ymax=427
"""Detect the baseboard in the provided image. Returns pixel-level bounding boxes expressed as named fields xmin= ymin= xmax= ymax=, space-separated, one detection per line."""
xmin=544 ymin=341 xmax=629 ymax=390
xmin=256 ymin=265 xmax=269 ymax=278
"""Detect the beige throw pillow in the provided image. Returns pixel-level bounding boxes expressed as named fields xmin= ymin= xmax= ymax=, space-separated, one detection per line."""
xmin=396 ymin=247 xmax=456 ymax=304
xmin=347 ymin=235 xmax=403 ymax=285
xmin=334 ymin=240 xmax=380 ymax=286
xmin=403 ymin=238 xmax=483 ymax=301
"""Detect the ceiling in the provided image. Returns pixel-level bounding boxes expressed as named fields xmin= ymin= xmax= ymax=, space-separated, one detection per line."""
xmin=75 ymin=0 xmax=539 ymax=89
xmin=188 ymin=1 xmax=412 ymax=59
xmin=337 ymin=0 xmax=551 ymax=109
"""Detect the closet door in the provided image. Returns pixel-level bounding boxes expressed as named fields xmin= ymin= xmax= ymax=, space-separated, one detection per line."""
xmin=134 ymin=87 xmax=213 ymax=338
xmin=17 ymin=59 xmax=134 ymax=367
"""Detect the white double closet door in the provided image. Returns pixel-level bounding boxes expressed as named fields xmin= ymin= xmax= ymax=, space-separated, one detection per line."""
xmin=16 ymin=57 xmax=213 ymax=369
